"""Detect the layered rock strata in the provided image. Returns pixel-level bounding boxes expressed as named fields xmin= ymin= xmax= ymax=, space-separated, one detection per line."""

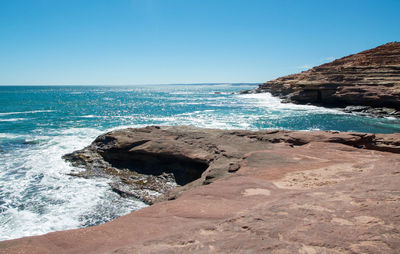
xmin=248 ymin=42 xmax=400 ymax=116
xmin=2 ymin=126 xmax=400 ymax=253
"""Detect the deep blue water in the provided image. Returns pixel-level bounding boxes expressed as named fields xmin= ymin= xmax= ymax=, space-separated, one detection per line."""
xmin=1 ymin=84 xmax=399 ymax=240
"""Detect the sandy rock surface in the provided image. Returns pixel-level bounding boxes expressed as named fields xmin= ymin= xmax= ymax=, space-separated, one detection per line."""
xmin=1 ymin=126 xmax=400 ymax=253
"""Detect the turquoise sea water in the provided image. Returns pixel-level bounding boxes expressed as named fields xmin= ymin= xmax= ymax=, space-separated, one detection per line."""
xmin=1 ymin=84 xmax=399 ymax=240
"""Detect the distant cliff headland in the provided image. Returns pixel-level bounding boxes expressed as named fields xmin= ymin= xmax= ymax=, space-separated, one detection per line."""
xmin=243 ymin=42 xmax=400 ymax=117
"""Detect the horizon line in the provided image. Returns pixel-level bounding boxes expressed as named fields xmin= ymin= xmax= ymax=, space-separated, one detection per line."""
xmin=0 ymin=82 xmax=261 ymax=87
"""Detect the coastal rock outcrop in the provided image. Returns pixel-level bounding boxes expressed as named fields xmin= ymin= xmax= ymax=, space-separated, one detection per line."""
xmin=252 ymin=42 xmax=400 ymax=116
xmin=63 ymin=126 xmax=400 ymax=204
xmin=2 ymin=126 xmax=400 ymax=253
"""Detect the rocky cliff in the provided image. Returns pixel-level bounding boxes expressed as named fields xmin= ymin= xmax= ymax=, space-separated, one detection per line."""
xmin=253 ymin=42 xmax=400 ymax=115
xmin=2 ymin=126 xmax=400 ymax=253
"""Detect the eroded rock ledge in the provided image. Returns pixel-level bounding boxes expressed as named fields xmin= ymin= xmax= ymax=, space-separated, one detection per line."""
xmin=2 ymin=126 xmax=400 ymax=253
xmin=63 ymin=126 xmax=400 ymax=204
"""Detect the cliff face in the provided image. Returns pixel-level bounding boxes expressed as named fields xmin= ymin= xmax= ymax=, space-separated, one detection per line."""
xmin=2 ymin=126 xmax=400 ymax=253
xmin=258 ymin=42 xmax=400 ymax=110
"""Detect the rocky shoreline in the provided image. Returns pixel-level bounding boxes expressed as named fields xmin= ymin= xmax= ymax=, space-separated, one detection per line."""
xmin=2 ymin=126 xmax=400 ymax=253
xmin=2 ymin=43 xmax=400 ymax=253
xmin=63 ymin=126 xmax=400 ymax=205
xmin=241 ymin=42 xmax=400 ymax=118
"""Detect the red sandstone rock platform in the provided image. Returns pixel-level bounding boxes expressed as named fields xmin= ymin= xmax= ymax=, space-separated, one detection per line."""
xmin=1 ymin=126 xmax=400 ymax=253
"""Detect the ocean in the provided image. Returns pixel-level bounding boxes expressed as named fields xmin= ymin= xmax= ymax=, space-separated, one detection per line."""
xmin=1 ymin=84 xmax=399 ymax=240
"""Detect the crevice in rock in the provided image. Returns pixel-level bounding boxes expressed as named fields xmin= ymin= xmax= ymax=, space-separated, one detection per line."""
xmin=316 ymin=90 xmax=322 ymax=102
xmin=99 ymin=150 xmax=209 ymax=186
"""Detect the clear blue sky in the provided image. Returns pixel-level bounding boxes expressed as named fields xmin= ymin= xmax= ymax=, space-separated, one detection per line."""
xmin=0 ymin=0 xmax=399 ymax=85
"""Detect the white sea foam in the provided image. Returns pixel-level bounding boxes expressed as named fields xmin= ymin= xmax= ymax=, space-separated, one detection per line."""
xmin=0 ymin=118 xmax=29 ymax=122
xmin=149 ymin=92 xmax=347 ymax=132
xmin=0 ymin=127 xmax=147 ymax=240
xmin=0 ymin=133 xmax=26 ymax=139
xmin=143 ymin=111 xmax=256 ymax=130
xmin=238 ymin=93 xmax=344 ymax=114
xmin=0 ymin=110 xmax=55 ymax=116
xmin=78 ymin=115 xmax=100 ymax=118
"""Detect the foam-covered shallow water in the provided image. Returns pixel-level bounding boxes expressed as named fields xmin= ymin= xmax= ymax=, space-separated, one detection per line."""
xmin=0 ymin=85 xmax=399 ymax=240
